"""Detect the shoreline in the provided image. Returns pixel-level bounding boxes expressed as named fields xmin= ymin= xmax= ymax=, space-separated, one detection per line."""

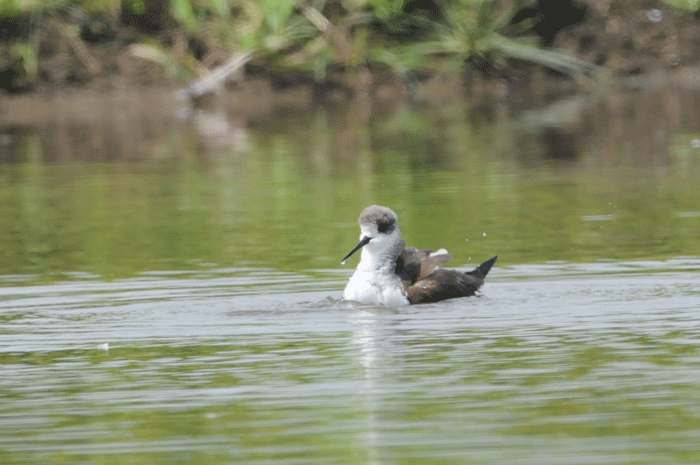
xmin=2 ymin=2 xmax=699 ymax=100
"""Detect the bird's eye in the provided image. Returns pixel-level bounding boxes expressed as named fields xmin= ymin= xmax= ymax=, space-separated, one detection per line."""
xmin=377 ymin=221 xmax=393 ymax=233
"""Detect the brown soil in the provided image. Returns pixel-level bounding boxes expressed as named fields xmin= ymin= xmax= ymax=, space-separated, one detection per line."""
xmin=1 ymin=0 xmax=699 ymax=99
xmin=552 ymin=1 xmax=700 ymax=74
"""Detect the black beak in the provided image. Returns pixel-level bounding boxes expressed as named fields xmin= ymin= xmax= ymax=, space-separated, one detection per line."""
xmin=341 ymin=236 xmax=371 ymax=264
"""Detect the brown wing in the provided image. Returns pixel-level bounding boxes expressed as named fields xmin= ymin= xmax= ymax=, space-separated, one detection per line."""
xmin=405 ymin=255 xmax=498 ymax=304
xmin=395 ymin=246 xmax=453 ymax=287
xmin=405 ymin=269 xmax=485 ymax=304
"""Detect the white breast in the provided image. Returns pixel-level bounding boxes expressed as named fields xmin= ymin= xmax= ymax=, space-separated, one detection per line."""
xmin=343 ymin=269 xmax=410 ymax=306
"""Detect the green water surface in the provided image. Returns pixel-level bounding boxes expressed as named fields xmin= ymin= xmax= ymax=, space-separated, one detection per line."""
xmin=1 ymin=92 xmax=699 ymax=283
xmin=1 ymin=88 xmax=700 ymax=465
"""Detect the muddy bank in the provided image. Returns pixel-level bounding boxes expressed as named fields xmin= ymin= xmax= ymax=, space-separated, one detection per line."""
xmin=0 ymin=1 xmax=699 ymax=102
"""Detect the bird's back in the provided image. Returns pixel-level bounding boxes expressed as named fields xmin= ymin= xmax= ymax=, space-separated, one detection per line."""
xmin=396 ymin=247 xmax=498 ymax=304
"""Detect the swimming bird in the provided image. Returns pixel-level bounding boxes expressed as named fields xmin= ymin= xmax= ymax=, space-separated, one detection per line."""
xmin=341 ymin=205 xmax=497 ymax=306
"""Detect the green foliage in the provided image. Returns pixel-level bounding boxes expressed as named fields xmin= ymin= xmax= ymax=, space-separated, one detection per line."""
xmin=0 ymin=0 xmax=602 ymax=90
xmin=0 ymin=0 xmax=153 ymax=16
xmin=170 ymin=0 xmax=199 ymax=31
xmin=8 ymin=42 xmax=39 ymax=86
xmin=0 ymin=0 xmax=60 ymax=17
xmin=357 ymin=0 xmax=408 ymax=20
xmin=664 ymin=0 xmax=700 ymax=10
xmin=383 ymin=0 xmax=598 ymax=78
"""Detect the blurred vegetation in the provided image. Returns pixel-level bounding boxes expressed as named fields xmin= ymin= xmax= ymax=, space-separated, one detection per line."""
xmin=2 ymin=92 xmax=700 ymax=282
xmin=665 ymin=0 xmax=700 ymax=9
xmin=0 ymin=0 xmax=607 ymax=92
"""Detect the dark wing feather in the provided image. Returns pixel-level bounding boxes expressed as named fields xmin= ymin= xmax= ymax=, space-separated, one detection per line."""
xmin=405 ymin=255 xmax=498 ymax=304
xmin=396 ymin=247 xmax=453 ymax=286
xmin=405 ymin=269 xmax=483 ymax=304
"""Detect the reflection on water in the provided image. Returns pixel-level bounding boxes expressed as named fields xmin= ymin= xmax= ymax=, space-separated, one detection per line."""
xmin=1 ymin=85 xmax=700 ymax=463
xmin=0 ymin=86 xmax=699 ymax=283
xmin=0 ymin=264 xmax=699 ymax=464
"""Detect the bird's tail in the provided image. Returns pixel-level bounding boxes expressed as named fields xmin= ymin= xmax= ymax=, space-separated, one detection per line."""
xmin=466 ymin=255 xmax=498 ymax=280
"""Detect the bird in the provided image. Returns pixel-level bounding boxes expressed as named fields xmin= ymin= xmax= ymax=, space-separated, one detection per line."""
xmin=341 ymin=205 xmax=497 ymax=306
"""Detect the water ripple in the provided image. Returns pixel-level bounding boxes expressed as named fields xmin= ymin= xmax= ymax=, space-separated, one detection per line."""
xmin=1 ymin=262 xmax=699 ymax=464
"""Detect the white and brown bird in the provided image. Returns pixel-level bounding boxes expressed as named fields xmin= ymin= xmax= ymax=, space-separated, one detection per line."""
xmin=341 ymin=205 xmax=497 ymax=306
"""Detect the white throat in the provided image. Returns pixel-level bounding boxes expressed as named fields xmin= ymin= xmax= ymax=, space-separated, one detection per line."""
xmin=342 ymin=227 xmax=409 ymax=306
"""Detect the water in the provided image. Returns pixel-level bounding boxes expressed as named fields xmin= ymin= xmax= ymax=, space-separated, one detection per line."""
xmin=1 ymin=265 xmax=699 ymax=464
xmin=1 ymin=85 xmax=700 ymax=463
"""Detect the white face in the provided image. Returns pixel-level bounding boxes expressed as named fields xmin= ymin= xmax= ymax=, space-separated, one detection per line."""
xmin=341 ymin=208 xmax=401 ymax=264
xmin=360 ymin=224 xmax=400 ymax=253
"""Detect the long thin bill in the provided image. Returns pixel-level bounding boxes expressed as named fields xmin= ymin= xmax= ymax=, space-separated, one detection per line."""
xmin=341 ymin=236 xmax=371 ymax=264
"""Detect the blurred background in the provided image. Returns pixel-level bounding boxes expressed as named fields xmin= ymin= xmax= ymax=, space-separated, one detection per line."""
xmin=1 ymin=86 xmax=700 ymax=281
